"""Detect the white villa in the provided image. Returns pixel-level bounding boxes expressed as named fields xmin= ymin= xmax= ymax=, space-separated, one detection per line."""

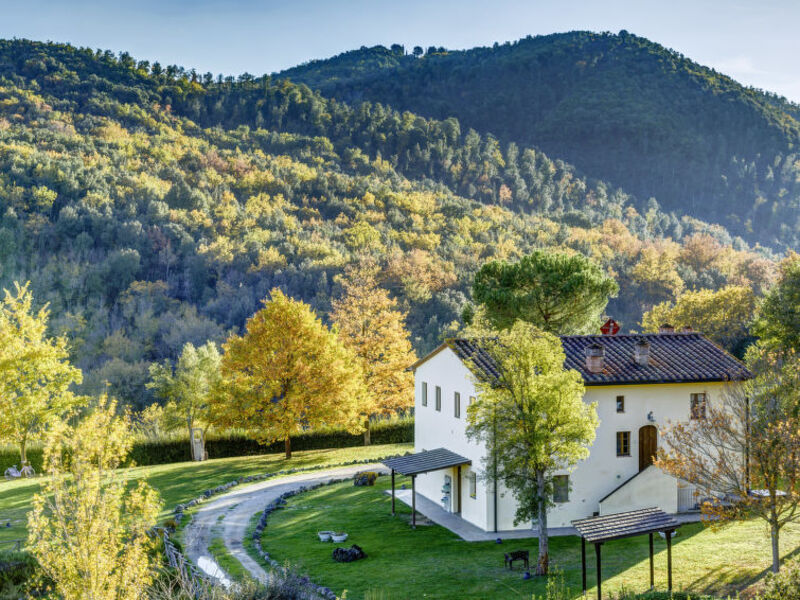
xmin=401 ymin=325 xmax=752 ymax=533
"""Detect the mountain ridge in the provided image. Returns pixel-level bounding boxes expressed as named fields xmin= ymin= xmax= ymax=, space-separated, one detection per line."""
xmin=276 ymin=30 xmax=800 ymax=251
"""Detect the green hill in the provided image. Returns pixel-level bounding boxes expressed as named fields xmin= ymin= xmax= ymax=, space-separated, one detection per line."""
xmin=0 ymin=39 xmax=777 ymax=408
xmin=277 ymin=31 xmax=800 ymax=250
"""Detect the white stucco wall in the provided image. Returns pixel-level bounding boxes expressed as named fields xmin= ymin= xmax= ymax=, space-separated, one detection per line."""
xmin=598 ymin=465 xmax=679 ymax=515
xmin=413 ymin=347 xmax=491 ymax=530
xmin=413 ymin=345 xmax=729 ymax=531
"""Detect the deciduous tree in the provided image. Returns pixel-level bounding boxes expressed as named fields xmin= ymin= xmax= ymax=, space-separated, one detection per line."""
xmin=0 ymin=282 xmax=83 ymax=465
xmin=331 ymin=260 xmax=416 ymax=445
xmin=147 ymin=341 xmax=222 ymax=460
xmin=28 ymin=398 xmax=161 ymax=600
xmin=657 ymin=343 xmax=800 ymax=573
xmin=755 ymin=253 xmax=800 ymax=352
xmin=471 ymin=249 xmax=618 ymax=333
xmin=641 ymin=285 xmax=757 ymax=354
xmin=218 ymin=289 xmax=365 ymax=458
xmin=466 ymin=321 xmax=598 ymax=574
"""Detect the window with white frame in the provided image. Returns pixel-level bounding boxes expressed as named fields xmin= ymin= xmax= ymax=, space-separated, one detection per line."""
xmin=469 ymin=472 xmax=477 ymax=499
xmin=421 ymin=382 xmax=428 ymax=407
xmin=435 ymin=386 xmax=441 ymax=411
xmin=454 ymin=392 xmax=461 ymax=418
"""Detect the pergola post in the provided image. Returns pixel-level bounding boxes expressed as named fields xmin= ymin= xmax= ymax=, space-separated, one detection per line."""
xmin=666 ymin=530 xmax=673 ymax=591
xmin=649 ymin=532 xmax=654 ymax=589
xmin=411 ymin=474 xmax=417 ymax=529
xmin=391 ymin=469 xmax=396 ymax=516
xmin=456 ymin=465 xmax=462 ymax=513
xmin=595 ymin=542 xmax=602 ymax=600
xmin=581 ymin=537 xmax=587 ymax=596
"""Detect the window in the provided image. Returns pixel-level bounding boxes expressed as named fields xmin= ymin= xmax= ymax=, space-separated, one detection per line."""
xmin=421 ymin=382 xmax=428 ymax=407
xmin=553 ymin=475 xmax=569 ymax=503
xmin=454 ymin=392 xmax=461 ymax=418
xmin=690 ymin=393 xmax=707 ymax=419
xmin=469 ymin=472 xmax=477 ymax=499
xmin=616 ymin=431 xmax=631 ymax=457
xmin=616 ymin=395 xmax=625 ymax=413
xmin=435 ymin=386 xmax=442 ymax=411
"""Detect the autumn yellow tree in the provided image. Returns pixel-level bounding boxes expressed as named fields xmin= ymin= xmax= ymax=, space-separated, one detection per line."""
xmin=331 ymin=260 xmax=416 ymax=444
xmin=28 ymin=398 xmax=161 ymax=600
xmin=0 ymin=282 xmax=83 ymax=465
xmin=218 ymin=289 xmax=365 ymax=458
xmin=641 ymin=285 xmax=758 ymax=353
xmin=657 ymin=344 xmax=800 ymax=573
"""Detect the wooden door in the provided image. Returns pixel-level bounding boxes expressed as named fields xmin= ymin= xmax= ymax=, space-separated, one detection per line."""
xmin=639 ymin=425 xmax=657 ymax=471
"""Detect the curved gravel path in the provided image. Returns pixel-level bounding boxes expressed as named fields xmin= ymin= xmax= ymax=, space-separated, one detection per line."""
xmin=182 ymin=464 xmax=387 ymax=584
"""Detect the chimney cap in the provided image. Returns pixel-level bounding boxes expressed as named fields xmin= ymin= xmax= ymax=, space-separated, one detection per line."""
xmin=635 ymin=338 xmax=651 ymax=347
xmin=659 ymin=323 xmax=675 ymax=333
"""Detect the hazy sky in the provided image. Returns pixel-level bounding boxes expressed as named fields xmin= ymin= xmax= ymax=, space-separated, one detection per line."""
xmin=2 ymin=0 xmax=799 ymax=102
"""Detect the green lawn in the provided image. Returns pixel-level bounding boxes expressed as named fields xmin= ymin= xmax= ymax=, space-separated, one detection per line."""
xmin=257 ymin=475 xmax=800 ymax=600
xmin=0 ymin=443 xmax=411 ymax=546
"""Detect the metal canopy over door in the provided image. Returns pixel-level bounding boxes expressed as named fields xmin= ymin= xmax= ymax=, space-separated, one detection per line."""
xmin=639 ymin=425 xmax=657 ymax=471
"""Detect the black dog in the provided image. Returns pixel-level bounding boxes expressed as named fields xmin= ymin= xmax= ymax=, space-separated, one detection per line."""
xmin=504 ymin=549 xmax=529 ymax=570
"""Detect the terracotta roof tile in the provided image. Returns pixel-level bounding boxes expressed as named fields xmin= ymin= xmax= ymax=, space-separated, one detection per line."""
xmin=446 ymin=333 xmax=751 ymax=385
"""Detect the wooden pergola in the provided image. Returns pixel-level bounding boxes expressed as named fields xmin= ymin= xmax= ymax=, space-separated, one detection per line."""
xmin=382 ymin=448 xmax=471 ymax=528
xmin=572 ymin=508 xmax=680 ymax=600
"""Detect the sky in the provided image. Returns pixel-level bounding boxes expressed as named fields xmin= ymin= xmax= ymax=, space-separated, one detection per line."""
xmin=1 ymin=0 xmax=799 ymax=102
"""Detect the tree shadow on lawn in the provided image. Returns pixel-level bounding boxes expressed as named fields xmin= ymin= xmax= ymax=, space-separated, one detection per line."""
xmin=261 ymin=479 xmax=712 ymax=600
xmin=0 ymin=478 xmax=41 ymax=544
xmin=686 ymin=539 xmax=800 ymax=598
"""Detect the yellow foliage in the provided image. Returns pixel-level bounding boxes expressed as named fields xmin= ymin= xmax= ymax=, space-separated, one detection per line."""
xmin=218 ymin=290 xmax=365 ymax=457
xmin=28 ymin=398 xmax=161 ymax=600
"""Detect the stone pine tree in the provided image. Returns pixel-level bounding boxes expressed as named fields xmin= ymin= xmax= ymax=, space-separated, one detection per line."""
xmin=147 ymin=341 xmax=222 ymax=460
xmin=0 ymin=282 xmax=83 ymax=466
xmin=466 ymin=321 xmax=598 ymax=575
xmin=218 ymin=289 xmax=365 ymax=459
xmin=470 ymin=249 xmax=618 ymax=333
xmin=331 ymin=260 xmax=416 ymax=445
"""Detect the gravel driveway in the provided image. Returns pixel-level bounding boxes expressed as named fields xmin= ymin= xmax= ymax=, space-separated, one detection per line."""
xmin=182 ymin=464 xmax=387 ymax=583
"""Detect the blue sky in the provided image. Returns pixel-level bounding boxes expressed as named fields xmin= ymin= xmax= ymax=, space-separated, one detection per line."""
xmin=2 ymin=0 xmax=799 ymax=102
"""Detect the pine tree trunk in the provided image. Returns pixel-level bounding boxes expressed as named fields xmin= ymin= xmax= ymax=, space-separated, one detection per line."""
xmin=285 ymin=435 xmax=292 ymax=459
xmin=536 ymin=470 xmax=549 ymax=575
xmin=364 ymin=419 xmax=371 ymax=446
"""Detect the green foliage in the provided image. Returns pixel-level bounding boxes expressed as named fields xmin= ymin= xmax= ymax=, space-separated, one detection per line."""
xmin=472 ymin=250 xmax=618 ymax=333
xmin=0 ymin=419 xmax=413 ymax=471
xmin=280 ymin=31 xmax=800 ymax=250
xmin=757 ymin=556 xmax=800 ymax=599
xmin=0 ymin=38 xmax=779 ymax=411
xmin=466 ymin=322 xmax=598 ymax=573
xmin=755 ymin=253 xmax=800 ymax=351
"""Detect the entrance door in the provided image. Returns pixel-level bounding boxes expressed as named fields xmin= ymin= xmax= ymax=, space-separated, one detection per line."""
xmin=639 ymin=425 xmax=657 ymax=471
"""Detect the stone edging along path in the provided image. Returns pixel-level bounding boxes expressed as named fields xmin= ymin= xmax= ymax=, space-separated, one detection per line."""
xmin=249 ymin=475 xmax=359 ymax=600
xmin=166 ymin=457 xmax=399 ymax=597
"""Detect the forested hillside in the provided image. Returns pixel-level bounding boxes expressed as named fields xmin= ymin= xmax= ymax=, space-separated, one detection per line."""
xmin=278 ymin=31 xmax=800 ymax=250
xmin=0 ymin=39 xmax=777 ymax=408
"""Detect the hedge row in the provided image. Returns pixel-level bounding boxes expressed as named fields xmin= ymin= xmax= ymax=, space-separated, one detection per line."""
xmin=0 ymin=419 xmax=414 ymax=472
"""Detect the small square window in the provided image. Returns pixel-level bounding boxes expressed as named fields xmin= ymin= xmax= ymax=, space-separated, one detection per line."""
xmin=421 ymin=382 xmax=428 ymax=407
xmin=435 ymin=386 xmax=442 ymax=412
xmin=616 ymin=395 xmax=625 ymax=413
xmin=690 ymin=393 xmax=707 ymax=419
xmin=469 ymin=472 xmax=477 ymax=499
xmin=553 ymin=475 xmax=569 ymax=503
xmin=616 ymin=431 xmax=631 ymax=457
xmin=454 ymin=392 xmax=461 ymax=418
